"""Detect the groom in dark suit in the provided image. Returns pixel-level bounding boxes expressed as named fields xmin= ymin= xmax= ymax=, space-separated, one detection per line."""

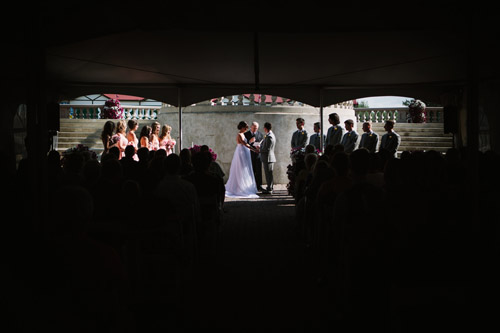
xmin=258 ymin=122 xmax=276 ymax=194
xmin=244 ymin=121 xmax=265 ymax=192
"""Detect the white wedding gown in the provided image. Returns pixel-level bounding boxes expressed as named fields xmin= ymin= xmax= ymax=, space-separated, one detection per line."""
xmin=225 ymin=139 xmax=259 ymax=198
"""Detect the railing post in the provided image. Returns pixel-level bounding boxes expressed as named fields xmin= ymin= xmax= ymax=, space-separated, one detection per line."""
xmin=259 ymin=94 xmax=266 ymax=106
xmin=249 ymin=94 xmax=255 ymax=105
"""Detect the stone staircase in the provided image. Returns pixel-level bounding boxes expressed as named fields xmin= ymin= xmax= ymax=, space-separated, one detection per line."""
xmin=362 ymin=122 xmax=454 ymax=155
xmin=56 ymin=119 xmax=455 ymax=156
xmin=56 ymin=119 xmax=110 ymax=155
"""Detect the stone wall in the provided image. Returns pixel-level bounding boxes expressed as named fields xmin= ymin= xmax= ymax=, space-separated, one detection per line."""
xmin=158 ymin=105 xmax=355 ymax=184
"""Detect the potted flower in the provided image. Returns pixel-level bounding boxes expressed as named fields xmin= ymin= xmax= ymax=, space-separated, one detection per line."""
xmin=101 ymin=98 xmax=124 ymax=119
xmin=408 ymin=99 xmax=426 ymax=123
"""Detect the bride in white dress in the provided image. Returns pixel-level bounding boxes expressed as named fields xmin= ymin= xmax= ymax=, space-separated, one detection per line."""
xmin=225 ymin=121 xmax=260 ymax=198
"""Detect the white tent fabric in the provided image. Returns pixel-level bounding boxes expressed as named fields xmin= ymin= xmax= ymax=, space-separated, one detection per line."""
xmin=4 ymin=2 xmax=500 ymax=107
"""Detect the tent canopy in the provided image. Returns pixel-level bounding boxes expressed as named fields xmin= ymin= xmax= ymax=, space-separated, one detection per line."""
xmin=4 ymin=2 xmax=499 ymax=107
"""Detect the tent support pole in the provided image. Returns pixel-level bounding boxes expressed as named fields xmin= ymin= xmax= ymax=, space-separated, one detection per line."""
xmin=178 ymin=88 xmax=182 ymax=151
xmin=320 ymin=88 xmax=324 ymax=152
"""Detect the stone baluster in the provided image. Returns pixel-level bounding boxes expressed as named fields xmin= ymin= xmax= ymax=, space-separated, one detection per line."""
xmin=96 ymin=108 xmax=101 ymax=119
xmin=427 ymin=110 xmax=433 ymax=123
xmin=370 ymin=111 xmax=376 ymax=123
xmin=139 ymin=108 xmax=145 ymax=120
xmin=132 ymin=108 xmax=138 ymax=119
xmin=259 ymin=94 xmax=266 ymax=106
xmin=387 ymin=110 xmax=394 ymax=121
xmin=271 ymin=95 xmax=277 ymax=106
xmin=249 ymin=94 xmax=255 ymax=105
xmin=152 ymin=109 xmax=158 ymax=119
xmin=376 ymin=110 xmax=382 ymax=123
xmin=237 ymin=95 xmax=244 ymax=105
xmin=146 ymin=109 xmax=152 ymax=120
xmin=394 ymin=110 xmax=398 ymax=122
xmin=358 ymin=111 xmax=364 ymax=122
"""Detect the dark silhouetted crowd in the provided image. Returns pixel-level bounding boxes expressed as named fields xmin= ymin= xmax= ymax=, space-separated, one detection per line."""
xmin=5 ymin=144 xmax=225 ymax=332
xmin=291 ymin=144 xmax=500 ymax=331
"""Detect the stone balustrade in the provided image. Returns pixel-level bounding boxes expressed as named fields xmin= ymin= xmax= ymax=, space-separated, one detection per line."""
xmin=209 ymin=95 xmax=354 ymax=109
xmin=355 ymin=107 xmax=443 ymax=123
xmin=59 ymin=104 xmax=161 ymax=120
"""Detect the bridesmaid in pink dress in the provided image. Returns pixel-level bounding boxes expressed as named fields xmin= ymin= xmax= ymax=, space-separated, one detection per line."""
xmin=127 ymin=119 xmax=139 ymax=160
xmin=159 ymin=124 xmax=176 ymax=155
xmin=139 ymin=125 xmax=152 ymax=150
xmin=150 ymin=121 xmax=160 ymax=151
xmin=113 ymin=120 xmax=128 ymax=159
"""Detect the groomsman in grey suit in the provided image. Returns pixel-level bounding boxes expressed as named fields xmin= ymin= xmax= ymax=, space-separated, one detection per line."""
xmin=340 ymin=119 xmax=359 ymax=153
xmin=380 ymin=120 xmax=401 ymax=157
xmin=291 ymin=117 xmax=308 ymax=150
xmin=359 ymin=121 xmax=379 ymax=153
xmin=309 ymin=122 xmax=326 ymax=151
xmin=259 ymin=122 xmax=276 ymax=194
xmin=325 ymin=113 xmax=345 ymax=148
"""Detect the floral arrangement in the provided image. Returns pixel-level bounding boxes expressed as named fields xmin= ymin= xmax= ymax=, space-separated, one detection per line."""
xmin=189 ymin=144 xmax=218 ymax=161
xmin=290 ymin=147 xmax=306 ymax=163
xmin=408 ymin=99 xmax=426 ymax=123
xmin=101 ymin=98 xmax=124 ymax=119
xmin=62 ymin=144 xmax=98 ymax=161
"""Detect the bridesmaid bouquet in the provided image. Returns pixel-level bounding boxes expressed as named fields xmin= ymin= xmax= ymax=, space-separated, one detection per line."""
xmin=165 ymin=139 xmax=176 ymax=150
xmin=110 ymin=134 xmax=120 ymax=145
